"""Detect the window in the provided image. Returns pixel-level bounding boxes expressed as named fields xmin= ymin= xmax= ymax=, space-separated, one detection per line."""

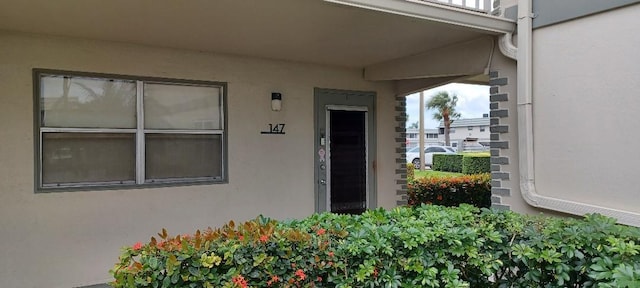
xmin=468 ymin=126 xmax=473 ymax=131
xmin=480 ymin=126 xmax=486 ymax=132
xmin=35 ymin=70 xmax=226 ymax=191
xmin=425 ymin=147 xmax=446 ymax=153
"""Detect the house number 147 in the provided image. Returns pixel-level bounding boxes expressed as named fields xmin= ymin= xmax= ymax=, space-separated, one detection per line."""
xmin=261 ymin=124 xmax=286 ymax=135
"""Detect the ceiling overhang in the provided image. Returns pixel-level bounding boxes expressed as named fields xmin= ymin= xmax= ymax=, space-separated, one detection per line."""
xmin=0 ymin=0 xmax=515 ymax=94
xmin=365 ymin=36 xmax=494 ymax=81
xmin=324 ymin=0 xmax=516 ymax=33
xmin=0 ymin=0 xmax=512 ymax=71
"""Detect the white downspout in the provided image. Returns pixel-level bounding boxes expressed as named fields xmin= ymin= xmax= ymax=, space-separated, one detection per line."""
xmin=498 ymin=33 xmax=517 ymax=61
xmin=496 ymin=0 xmax=539 ymax=206
xmin=509 ymin=0 xmax=640 ymax=226
xmin=516 ymin=0 xmax=536 ymax=206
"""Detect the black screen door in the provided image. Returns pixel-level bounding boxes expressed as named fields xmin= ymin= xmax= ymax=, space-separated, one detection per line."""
xmin=328 ymin=110 xmax=367 ymax=214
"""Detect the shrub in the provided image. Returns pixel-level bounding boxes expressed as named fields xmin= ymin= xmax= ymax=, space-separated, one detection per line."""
xmin=406 ymin=162 xmax=415 ymax=182
xmin=407 ymin=173 xmax=491 ymax=208
xmin=432 ymin=154 xmax=463 ymax=172
xmin=462 ymin=155 xmax=490 ymax=174
xmin=110 ymin=205 xmax=640 ymax=288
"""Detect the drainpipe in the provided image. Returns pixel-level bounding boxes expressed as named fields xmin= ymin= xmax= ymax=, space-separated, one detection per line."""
xmin=498 ymin=33 xmax=517 ymax=61
xmin=495 ymin=2 xmax=534 ymax=202
xmin=503 ymin=0 xmax=640 ymax=226
xmin=516 ymin=0 xmax=536 ymax=205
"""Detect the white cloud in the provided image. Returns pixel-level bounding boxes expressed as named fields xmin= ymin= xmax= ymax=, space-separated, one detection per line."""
xmin=406 ymin=83 xmax=489 ymax=129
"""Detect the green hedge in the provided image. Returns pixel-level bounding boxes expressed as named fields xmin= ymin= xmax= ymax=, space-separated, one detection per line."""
xmin=434 ymin=154 xmax=491 ymax=175
xmin=408 ymin=173 xmax=491 ymax=208
xmin=462 ymin=155 xmax=490 ymax=174
xmin=432 ymin=154 xmax=463 ymax=172
xmin=111 ymin=205 xmax=640 ymax=288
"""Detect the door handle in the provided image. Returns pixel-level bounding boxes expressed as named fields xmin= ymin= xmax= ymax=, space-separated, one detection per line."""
xmin=319 ymin=179 xmax=326 ymax=185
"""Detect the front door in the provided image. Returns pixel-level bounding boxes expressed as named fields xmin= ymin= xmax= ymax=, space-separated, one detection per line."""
xmin=314 ymin=88 xmax=376 ymax=214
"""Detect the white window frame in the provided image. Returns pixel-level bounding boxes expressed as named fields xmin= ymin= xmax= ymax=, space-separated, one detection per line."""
xmin=34 ymin=69 xmax=228 ymax=192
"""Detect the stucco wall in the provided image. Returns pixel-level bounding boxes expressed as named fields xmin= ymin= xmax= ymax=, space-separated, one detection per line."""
xmin=492 ymin=4 xmax=640 ymax=222
xmin=532 ymin=4 xmax=640 ymax=215
xmin=0 ymin=31 xmax=397 ymax=287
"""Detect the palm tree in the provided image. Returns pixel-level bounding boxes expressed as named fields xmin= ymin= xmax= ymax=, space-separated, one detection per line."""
xmin=426 ymin=91 xmax=460 ymax=146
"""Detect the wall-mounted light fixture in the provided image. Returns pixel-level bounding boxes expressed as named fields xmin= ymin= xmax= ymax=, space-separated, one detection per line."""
xmin=271 ymin=92 xmax=282 ymax=111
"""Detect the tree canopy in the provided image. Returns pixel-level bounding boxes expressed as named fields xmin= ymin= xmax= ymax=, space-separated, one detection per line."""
xmin=426 ymin=91 xmax=460 ymax=145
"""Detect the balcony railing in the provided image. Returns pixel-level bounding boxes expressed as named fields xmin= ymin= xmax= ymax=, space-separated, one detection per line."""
xmin=420 ymin=0 xmax=494 ymax=13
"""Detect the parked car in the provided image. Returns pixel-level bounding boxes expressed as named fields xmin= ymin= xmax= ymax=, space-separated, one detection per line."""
xmin=406 ymin=145 xmax=456 ymax=168
xmin=461 ymin=142 xmax=489 ymax=152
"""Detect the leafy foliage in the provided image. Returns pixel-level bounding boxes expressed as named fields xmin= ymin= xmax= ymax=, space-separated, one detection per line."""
xmin=462 ymin=155 xmax=490 ymax=174
xmin=406 ymin=162 xmax=415 ymax=182
xmin=434 ymin=154 xmax=490 ymax=174
xmin=432 ymin=154 xmax=463 ymax=173
xmin=111 ymin=206 xmax=640 ymax=288
xmin=408 ymin=173 xmax=491 ymax=208
xmin=426 ymin=91 xmax=460 ymax=146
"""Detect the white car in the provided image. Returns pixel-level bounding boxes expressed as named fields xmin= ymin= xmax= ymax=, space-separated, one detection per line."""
xmin=461 ymin=142 xmax=489 ymax=152
xmin=406 ymin=145 xmax=456 ymax=168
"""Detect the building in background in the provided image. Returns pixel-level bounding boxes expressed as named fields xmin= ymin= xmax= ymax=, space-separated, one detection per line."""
xmin=405 ymin=128 xmax=440 ymax=148
xmin=438 ymin=114 xmax=490 ymax=150
xmin=406 ymin=114 xmax=490 ymax=151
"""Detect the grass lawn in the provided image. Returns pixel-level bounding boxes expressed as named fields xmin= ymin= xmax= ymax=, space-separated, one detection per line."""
xmin=414 ymin=169 xmax=463 ymax=179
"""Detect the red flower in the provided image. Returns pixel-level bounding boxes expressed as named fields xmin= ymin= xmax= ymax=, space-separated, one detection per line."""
xmin=317 ymin=276 xmax=323 ymax=282
xmin=259 ymin=234 xmax=269 ymax=243
xmin=437 ymin=195 xmax=443 ymax=201
xmin=267 ymin=275 xmax=280 ymax=286
xmin=132 ymin=242 xmax=143 ymax=251
xmin=316 ymin=228 xmax=326 ymax=236
xmin=232 ymin=275 xmax=248 ymax=288
xmin=328 ymin=251 xmax=334 ymax=257
xmin=295 ymin=269 xmax=306 ymax=280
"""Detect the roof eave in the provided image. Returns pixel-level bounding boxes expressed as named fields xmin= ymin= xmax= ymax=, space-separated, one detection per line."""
xmin=324 ymin=0 xmax=516 ymax=34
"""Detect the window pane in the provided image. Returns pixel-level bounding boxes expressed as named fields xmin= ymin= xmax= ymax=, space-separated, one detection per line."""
xmin=144 ymin=83 xmax=222 ymax=130
xmin=42 ymin=133 xmax=135 ymax=185
xmin=41 ymin=75 xmax=136 ymax=128
xmin=145 ymin=134 xmax=222 ymax=180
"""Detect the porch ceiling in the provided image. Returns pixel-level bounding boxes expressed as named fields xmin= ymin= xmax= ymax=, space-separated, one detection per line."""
xmin=0 ymin=0 xmax=497 ymax=68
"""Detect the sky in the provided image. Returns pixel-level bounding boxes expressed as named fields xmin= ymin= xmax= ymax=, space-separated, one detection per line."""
xmin=405 ymin=83 xmax=490 ymax=129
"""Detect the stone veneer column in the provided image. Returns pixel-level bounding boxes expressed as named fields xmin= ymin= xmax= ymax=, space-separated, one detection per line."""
xmin=489 ymin=71 xmax=511 ymax=211
xmin=395 ymin=95 xmax=408 ymax=206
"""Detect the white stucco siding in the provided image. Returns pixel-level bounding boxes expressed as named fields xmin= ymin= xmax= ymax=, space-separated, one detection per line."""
xmin=532 ymin=4 xmax=640 ymax=214
xmin=0 ymin=32 xmax=396 ymax=288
